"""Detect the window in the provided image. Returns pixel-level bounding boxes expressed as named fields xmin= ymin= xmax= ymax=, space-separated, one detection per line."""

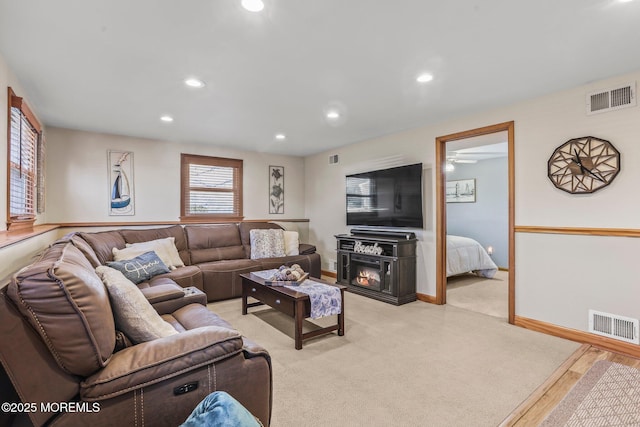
xmin=346 ymin=176 xmax=375 ymax=213
xmin=7 ymin=87 xmax=42 ymax=231
xmin=180 ymin=154 xmax=243 ymax=221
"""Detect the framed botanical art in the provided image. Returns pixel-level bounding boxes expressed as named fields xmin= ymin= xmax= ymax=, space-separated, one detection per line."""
xmin=269 ymin=165 xmax=284 ymax=214
xmin=446 ymin=178 xmax=476 ymax=203
xmin=108 ymin=150 xmax=135 ymax=216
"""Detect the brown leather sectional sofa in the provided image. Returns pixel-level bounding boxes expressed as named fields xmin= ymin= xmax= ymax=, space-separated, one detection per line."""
xmin=79 ymin=222 xmax=321 ymax=302
xmin=0 ymin=222 xmax=319 ymax=426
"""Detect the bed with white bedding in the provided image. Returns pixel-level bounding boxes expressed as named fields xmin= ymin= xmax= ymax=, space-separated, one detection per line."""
xmin=447 ymin=235 xmax=498 ymax=278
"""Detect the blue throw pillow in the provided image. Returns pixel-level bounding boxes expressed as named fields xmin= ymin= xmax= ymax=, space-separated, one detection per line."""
xmin=107 ymin=251 xmax=170 ymax=284
xmin=180 ymin=391 xmax=260 ymax=427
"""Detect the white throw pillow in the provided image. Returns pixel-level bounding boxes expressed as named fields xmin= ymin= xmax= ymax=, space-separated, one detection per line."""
xmin=95 ymin=266 xmax=178 ymax=344
xmin=283 ymin=231 xmax=300 ymax=256
xmin=113 ymin=237 xmax=184 ymax=270
xmin=250 ymin=229 xmax=286 ymax=259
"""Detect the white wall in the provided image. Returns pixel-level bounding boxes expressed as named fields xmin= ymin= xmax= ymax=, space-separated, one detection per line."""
xmin=0 ymin=230 xmax=62 ymax=284
xmin=516 ymin=233 xmax=640 ymax=331
xmin=305 ymin=135 xmax=437 ymax=284
xmin=1 ymin=126 xmax=308 ymax=284
xmin=45 ymin=127 xmax=306 ymax=223
xmin=305 ymin=69 xmax=640 ymax=334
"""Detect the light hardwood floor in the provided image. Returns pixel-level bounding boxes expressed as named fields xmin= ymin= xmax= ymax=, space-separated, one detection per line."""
xmin=500 ymin=344 xmax=640 ymax=426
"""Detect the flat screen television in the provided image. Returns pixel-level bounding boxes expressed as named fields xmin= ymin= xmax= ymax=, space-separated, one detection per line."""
xmin=346 ymin=163 xmax=423 ymax=228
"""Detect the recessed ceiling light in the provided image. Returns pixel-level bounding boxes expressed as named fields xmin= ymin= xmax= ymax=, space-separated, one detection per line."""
xmin=619 ymin=0 xmax=633 ymax=3
xmin=160 ymin=115 xmax=174 ymax=123
xmin=326 ymin=110 xmax=340 ymax=120
xmin=184 ymin=78 xmax=205 ymax=88
xmin=241 ymin=0 xmax=264 ymax=12
xmin=275 ymin=133 xmax=286 ymax=140
xmin=323 ymin=103 xmax=347 ymax=126
xmin=416 ymin=73 xmax=434 ymax=83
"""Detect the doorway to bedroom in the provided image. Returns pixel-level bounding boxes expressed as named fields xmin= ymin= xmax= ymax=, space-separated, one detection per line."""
xmin=435 ymin=122 xmax=515 ymax=324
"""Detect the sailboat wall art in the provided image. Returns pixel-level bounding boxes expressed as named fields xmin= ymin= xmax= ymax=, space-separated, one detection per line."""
xmin=446 ymin=178 xmax=476 ymax=203
xmin=108 ymin=150 xmax=135 ymax=216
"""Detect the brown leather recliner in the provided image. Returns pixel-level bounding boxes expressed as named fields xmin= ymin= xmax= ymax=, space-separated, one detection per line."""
xmin=0 ymin=240 xmax=272 ymax=427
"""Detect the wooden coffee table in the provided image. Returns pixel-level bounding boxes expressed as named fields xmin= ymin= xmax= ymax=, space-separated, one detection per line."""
xmin=240 ymin=273 xmax=346 ymax=350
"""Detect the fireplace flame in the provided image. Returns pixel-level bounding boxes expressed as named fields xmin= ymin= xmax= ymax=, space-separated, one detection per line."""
xmin=355 ymin=269 xmax=380 ymax=287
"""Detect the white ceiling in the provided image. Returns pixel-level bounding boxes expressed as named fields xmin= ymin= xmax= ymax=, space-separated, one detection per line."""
xmin=448 ymin=142 xmax=509 ymax=163
xmin=1 ymin=0 xmax=640 ymax=157
xmin=447 ymin=132 xmax=508 ymax=161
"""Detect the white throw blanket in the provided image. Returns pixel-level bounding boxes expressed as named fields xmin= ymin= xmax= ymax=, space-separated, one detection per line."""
xmin=446 ymin=235 xmax=498 ymax=278
xmin=286 ymin=280 xmax=342 ymax=319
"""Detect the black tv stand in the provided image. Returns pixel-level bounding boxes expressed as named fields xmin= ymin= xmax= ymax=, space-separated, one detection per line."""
xmin=335 ymin=230 xmax=417 ymax=305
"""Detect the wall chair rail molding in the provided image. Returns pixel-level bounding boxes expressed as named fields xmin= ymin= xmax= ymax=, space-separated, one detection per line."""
xmin=0 ymin=220 xmax=311 ymax=248
xmin=515 ymin=225 xmax=640 ymax=238
xmin=55 ymin=219 xmax=311 ymax=228
xmin=0 ymin=225 xmax=60 ymax=249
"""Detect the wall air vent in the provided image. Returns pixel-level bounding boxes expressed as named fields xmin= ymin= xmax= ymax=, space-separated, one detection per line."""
xmin=588 ymin=309 xmax=639 ymax=344
xmin=586 ymin=82 xmax=636 ymax=115
xmin=329 ymin=154 xmax=339 ymax=165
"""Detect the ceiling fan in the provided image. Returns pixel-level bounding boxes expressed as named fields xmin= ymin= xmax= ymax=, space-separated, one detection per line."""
xmin=446 ymin=142 xmax=508 ymax=171
xmin=446 ymin=153 xmax=478 ymax=164
xmin=446 ymin=157 xmax=477 ymax=164
xmin=445 ymin=157 xmax=476 ymax=172
xmin=446 ymin=148 xmax=509 ymax=163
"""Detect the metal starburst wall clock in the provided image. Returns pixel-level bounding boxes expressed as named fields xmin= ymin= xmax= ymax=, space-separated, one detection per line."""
xmin=547 ymin=136 xmax=620 ymax=194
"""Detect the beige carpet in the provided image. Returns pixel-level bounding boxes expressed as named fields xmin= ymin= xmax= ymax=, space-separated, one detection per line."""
xmin=447 ymin=270 xmax=508 ymax=319
xmin=210 ymin=291 xmax=579 ymax=427
xmin=540 ymin=360 xmax=640 ymax=426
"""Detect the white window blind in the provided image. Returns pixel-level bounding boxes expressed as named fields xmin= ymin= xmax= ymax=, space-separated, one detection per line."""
xmin=7 ymin=88 xmax=42 ymax=229
xmin=181 ymin=154 xmax=243 ymax=220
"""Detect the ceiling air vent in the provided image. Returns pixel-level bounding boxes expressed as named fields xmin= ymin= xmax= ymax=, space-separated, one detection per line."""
xmin=586 ymin=82 xmax=636 ymax=115
xmin=329 ymin=154 xmax=339 ymax=165
xmin=588 ymin=309 xmax=639 ymax=344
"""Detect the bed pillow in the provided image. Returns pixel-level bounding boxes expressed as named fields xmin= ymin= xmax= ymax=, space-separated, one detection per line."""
xmin=250 ymin=229 xmax=286 ymax=259
xmin=113 ymin=237 xmax=184 ymax=270
xmin=107 ymin=251 xmax=170 ymax=284
xmin=283 ymin=231 xmax=300 ymax=256
xmin=95 ymin=266 xmax=177 ymax=344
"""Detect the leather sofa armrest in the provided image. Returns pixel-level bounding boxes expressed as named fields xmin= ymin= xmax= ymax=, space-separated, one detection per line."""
xmin=140 ymin=282 xmax=185 ymax=304
xmin=153 ymin=287 xmax=208 ymax=315
xmin=299 ymin=243 xmax=316 ymax=255
xmin=81 ymin=326 xmax=243 ymax=400
xmin=241 ymin=337 xmax=271 ymax=359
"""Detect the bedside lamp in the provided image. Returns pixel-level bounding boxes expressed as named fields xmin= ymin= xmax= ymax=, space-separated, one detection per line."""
xmin=487 ymin=246 xmax=493 ymax=256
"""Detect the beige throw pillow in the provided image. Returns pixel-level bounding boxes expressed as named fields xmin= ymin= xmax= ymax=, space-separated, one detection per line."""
xmin=283 ymin=231 xmax=300 ymax=256
xmin=95 ymin=266 xmax=178 ymax=344
xmin=113 ymin=237 xmax=184 ymax=270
